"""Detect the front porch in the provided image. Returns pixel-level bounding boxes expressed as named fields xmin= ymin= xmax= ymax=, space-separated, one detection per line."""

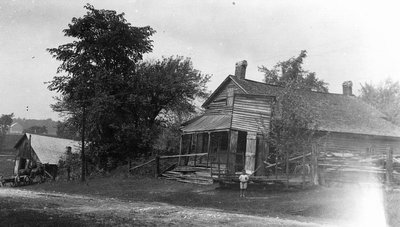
xmin=178 ymin=129 xmax=269 ymax=179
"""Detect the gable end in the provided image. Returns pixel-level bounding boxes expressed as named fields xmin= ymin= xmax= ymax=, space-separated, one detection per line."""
xmin=202 ymin=76 xmax=247 ymax=108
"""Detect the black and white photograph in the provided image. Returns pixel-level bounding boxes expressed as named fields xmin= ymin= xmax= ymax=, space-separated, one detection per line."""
xmin=1 ymin=0 xmax=400 ymax=226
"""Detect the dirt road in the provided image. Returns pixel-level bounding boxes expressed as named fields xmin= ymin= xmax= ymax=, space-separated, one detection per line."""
xmin=0 ymin=188 xmax=334 ymax=227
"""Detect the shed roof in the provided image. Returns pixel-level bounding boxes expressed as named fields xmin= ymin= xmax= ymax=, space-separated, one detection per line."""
xmin=203 ymin=75 xmax=400 ymax=138
xmin=182 ymin=115 xmax=232 ymax=133
xmin=15 ymin=133 xmax=80 ymax=165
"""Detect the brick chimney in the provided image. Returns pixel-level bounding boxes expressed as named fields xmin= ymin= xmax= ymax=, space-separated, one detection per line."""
xmin=342 ymin=81 xmax=353 ymax=96
xmin=234 ymin=60 xmax=247 ymax=79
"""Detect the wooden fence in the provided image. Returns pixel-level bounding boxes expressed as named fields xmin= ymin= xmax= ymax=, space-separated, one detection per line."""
xmin=318 ymin=147 xmax=398 ymax=186
xmin=128 ymin=153 xmax=208 ymax=177
xmin=128 ymin=145 xmax=398 ymax=187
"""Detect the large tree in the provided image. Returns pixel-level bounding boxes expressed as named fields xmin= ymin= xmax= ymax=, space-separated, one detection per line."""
xmin=261 ymin=53 xmax=326 ymax=185
xmin=56 ymin=120 xmax=79 ymax=140
xmin=106 ymin=56 xmax=209 ymax=161
xmin=259 ymin=51 xmax=327 ymax=154
xmin=48 ymin=4 xmax=155 ymax=114
xmin=0 ymin=113 xmax=14 ymax=150
xmin=48 ymin=5 xmax=209 ymax=171
xmin=269 ymin=81 xmax=319 ymax=158
xmin=259 ymin=50 xmax=328 ymax=92
xmin=360 ymin=78 xmax=400 ymax=125
xmin=48 ymin=4 xmax=155 ymax=175
xmin=0 ymin=114 xmax=13 ymax=135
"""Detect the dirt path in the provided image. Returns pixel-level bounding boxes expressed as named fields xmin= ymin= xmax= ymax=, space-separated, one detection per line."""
xmin=0 ymin=188 xmax=335 ymax=226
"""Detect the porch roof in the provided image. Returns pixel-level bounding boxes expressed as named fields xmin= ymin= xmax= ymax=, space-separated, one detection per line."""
xmin=181 ymin=115 xmax=232 ymax=133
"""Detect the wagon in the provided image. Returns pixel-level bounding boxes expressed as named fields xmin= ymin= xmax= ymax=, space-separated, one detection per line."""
xmin=0 ymin=175 xmax=21 ymax=187
xmin=0 ymin=168 xmax=49 ymax=187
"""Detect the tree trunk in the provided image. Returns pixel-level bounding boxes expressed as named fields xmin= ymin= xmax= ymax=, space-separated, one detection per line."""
xmin=81 ymin=106 xmax=86 ymax=182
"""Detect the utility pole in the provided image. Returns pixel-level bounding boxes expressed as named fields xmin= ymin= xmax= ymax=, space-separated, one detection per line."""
xmin=81 ymin=106 xmax=86 ymax=182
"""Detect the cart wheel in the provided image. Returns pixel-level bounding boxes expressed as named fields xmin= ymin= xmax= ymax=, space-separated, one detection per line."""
xmin=24 ymin=176 xmax=31 ymax=185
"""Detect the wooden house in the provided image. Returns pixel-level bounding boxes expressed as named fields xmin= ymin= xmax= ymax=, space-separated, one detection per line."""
xmin=13 ymin=133 xmax=80 ymax=179
xmin=179 ymin=61 xmax=400 ymax=184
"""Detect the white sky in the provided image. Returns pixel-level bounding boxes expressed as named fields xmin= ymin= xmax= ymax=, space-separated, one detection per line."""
xmin=1 ymin=0 xmax=399 ymax=120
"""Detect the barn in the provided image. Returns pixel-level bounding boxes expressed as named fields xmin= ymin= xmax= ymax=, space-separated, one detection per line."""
xmin=13 ymin=133 xmax=80 ymax=179
xmin=177 ymin=61 xmax=400 ymax=185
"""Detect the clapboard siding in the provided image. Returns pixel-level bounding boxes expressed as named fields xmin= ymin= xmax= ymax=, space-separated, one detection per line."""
xmin=213 ymin=81 xmax=245 ymax=103
xmin=231 ymin=95 xmax=273 ymax=134
xmin=205 ymin=101 xmax=233 ymax=115
xmin=322 ymin=132 xmax=400 ymax=155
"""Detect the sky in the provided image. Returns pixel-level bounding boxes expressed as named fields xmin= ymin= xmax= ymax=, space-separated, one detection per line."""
xmin=1 ymin=0 xmax=400 ymax=120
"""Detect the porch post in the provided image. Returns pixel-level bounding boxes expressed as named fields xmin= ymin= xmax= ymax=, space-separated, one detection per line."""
xmin=206 ymin=132 xmax=211 ymax=168
xmin=178 ymin=135 xmax=183 ymax=166
xmin=217 ymin=134 xmax=221 ymax=178
xmin=245 ymin=132 xmax=257 ymax=174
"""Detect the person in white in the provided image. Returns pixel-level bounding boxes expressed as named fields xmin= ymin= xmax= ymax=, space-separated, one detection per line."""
xmin=239 ymin=170 xmax=249 ymax=197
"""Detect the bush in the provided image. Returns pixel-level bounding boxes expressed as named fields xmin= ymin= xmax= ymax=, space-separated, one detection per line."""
xmin=58 ymin=151 xmax=81 ymax=181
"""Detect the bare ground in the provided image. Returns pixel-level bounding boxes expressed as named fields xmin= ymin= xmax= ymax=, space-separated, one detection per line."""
xmin=1 ymin=174 xmax=399 ymax=226
xmin=0 ymin=188 xmax=329 ymax=227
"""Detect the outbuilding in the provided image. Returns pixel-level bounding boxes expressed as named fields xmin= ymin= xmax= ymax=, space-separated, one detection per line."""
xmin=13 ymin=133 xmax=80 ymax=179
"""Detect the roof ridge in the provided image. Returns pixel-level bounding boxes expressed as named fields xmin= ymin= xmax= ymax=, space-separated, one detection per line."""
xmin=232 ymin=76 xmax=353 ymax=97
xmin=25 ymin=133 xmax=79 ymax=141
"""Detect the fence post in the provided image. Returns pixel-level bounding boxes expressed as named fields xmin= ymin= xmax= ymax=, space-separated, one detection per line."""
xmin=311 ymin=143 xmax=319 ymax=186
xmin=178 ymin=135 xmax=183 ymax=166
xmin=128 ymin=158 xmax=132 ymax=175
xmin=155 ymin=155 xmax=160 ymax=178
xmin=302 ymin=148 xmax=306 ymax=189
xmin=275 ymin=155 xmax=278 ymax=180
xmin=207 ymin=132 xmax=211 ymax=168
xmin=285 ymin=149 xmax=289 ymax=189
xmin=386 ymin=147 xmax=393 ymax=186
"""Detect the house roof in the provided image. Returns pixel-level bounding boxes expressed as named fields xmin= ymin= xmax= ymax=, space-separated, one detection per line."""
xmin=182 ymin=115 xmax=232 ymax=133
xmin=15 ymin=133 xmax=80 ymax=165
xmin=203 ymin=75 xmax=400 ymax=138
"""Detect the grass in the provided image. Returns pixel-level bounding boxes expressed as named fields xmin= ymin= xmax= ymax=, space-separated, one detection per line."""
xmin=24 ymin=172 xmax=400 ymax=226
